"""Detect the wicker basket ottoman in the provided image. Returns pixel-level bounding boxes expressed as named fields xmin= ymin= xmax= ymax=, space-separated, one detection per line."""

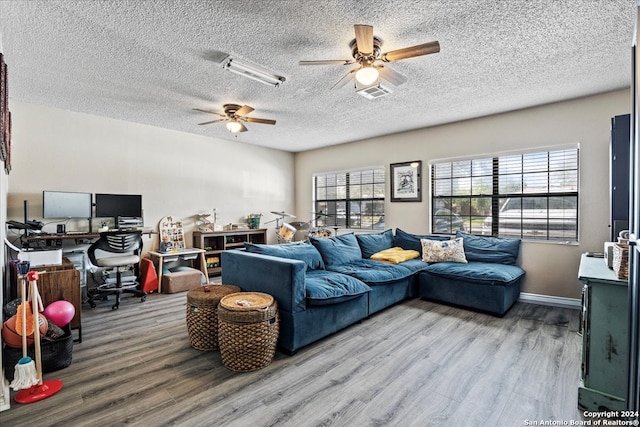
xmin=218 ymin=292 xmax=279 ymax=372
xmin=186 ymin=284 xmax=240 ymax=350
xmin=613 ymin=243 xmax=629 ymax=279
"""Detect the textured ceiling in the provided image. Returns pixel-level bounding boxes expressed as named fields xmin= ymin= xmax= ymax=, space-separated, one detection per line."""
xmin=0 ymin=0 xmax=635 ymax=152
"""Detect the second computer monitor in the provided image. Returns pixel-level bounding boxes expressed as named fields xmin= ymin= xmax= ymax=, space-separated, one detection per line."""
xmin=94 ymin=193 xmax=142 ymax=219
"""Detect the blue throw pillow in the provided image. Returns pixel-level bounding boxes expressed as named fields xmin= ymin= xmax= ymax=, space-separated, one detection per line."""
xmin=455 ymin=231 xmax=521 ymax=265
xmin=244 ymin=241 xmax=325 ymax=270
xmin=394 ymin=228 xmax=451 ymax=253
xmin=356 ymin=229 xmax=394 ymax=258
xmin=310 ymin=233 xmax=362 ymax=267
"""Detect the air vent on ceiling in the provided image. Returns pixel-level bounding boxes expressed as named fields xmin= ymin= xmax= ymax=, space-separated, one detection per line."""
xmin=356 ymin=84 xmax=393 ymax=99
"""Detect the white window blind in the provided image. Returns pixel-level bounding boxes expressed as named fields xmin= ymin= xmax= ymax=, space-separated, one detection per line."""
xmin=313 ymin=168 xmax=385 ymax=230
xmin=431 ymin=148 xmax=579 ymax=242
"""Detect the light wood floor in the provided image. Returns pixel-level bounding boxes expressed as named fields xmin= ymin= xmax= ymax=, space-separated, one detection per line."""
xmin=1 ymin=290 xmax=585 ymax=426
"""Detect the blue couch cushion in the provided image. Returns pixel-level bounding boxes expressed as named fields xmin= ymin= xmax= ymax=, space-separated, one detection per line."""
xmin=328 ymin=259 xmax=416 ymax=285
xmin=394 ymin=228 xmax=451 ymax=253
xmin=393 ymin=258 xmax=431 ymax=274
xmin=305 ymin=270 xmax=371 ymax=306
xmin=310 ymin=233 xmax=362 ymax=267
xmin=424 ymin=261 xmax=525 ymax=285
xmin=455 ymin=231 xmax=521 ymax=265
xmin=356 ymin=229 xmax=395 ymax=258
xmin=244 ymin=241 xmax=324 ymax=270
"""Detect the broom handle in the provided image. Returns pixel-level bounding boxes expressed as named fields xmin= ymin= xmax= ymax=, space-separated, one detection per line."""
xmin=30 ymin=278 xmax=43 ymax=384
xmin=20 ymin=276 xmax=27 ymax=359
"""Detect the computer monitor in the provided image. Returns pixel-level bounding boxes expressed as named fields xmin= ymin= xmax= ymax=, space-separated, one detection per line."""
xmin=42 ymin=191 xmax=92 ymax=219
xmin=94 ymin=193 xmax=143 ymax=219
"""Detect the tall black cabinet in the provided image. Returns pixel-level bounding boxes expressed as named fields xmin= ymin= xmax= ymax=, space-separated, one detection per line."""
xmin=611 ymin=113 xmax=630 ymax=241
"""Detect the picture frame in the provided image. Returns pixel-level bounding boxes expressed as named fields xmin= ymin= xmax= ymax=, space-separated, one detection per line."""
xmin=390 ymin=161 xmax=422 ymax=202
xmin=0 ymin=53 xmax=6 ymax=162
xmin=1 ymin=55 xmax=12 ymax=174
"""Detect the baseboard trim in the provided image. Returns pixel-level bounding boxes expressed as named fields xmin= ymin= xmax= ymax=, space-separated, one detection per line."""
xmin=518 ymin=292 xmax=581 ymax=309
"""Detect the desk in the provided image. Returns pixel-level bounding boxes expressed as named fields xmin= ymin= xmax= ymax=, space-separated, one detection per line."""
xmin=25 ymin=229 xmax=156 ymax=246
xmin=577 ymin=253 xmax=628 ymax=412
xmin=26 ymin=233 xmax=100 ymax=247
xmin=148 ymin=249 xmax=209 ymax=293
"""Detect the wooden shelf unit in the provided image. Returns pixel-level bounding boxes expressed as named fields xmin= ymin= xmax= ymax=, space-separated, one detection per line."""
xmin=193 ymin=229 xmax=267 ymax=276
xmin=31 ymin=258 xmax=82 ymax=342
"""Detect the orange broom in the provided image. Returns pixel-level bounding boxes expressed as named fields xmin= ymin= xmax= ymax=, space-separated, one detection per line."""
xmin=9 ymin=261 xmax=37 ymax=390
xmin=14 ymin=271 xmax=63 ymax=404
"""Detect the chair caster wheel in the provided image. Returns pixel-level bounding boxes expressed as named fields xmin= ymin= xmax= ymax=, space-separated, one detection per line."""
xmin=141 ymin=296 xmax=146 ymax=303
xmin=112 ymin=305 xmax=119 ymax=310
xmin=89 ymin=302 xmax=96 ymax=308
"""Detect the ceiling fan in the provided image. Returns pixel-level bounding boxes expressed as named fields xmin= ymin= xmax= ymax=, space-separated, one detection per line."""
xmin=300 ymin=24 xmax=440 ymax=90
xmin=193 ymin=104 xmax=276 ymax=133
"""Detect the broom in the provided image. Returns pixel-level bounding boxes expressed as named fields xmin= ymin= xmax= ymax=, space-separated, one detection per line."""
xmin=15 ymin=271 xmax=63 ymax=404
xmin=9 ymin=261 xmax=37 ymax=390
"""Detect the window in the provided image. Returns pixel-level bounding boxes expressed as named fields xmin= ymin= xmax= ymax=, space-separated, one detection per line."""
xmin=430 ymin=147 xmax=579 ymax=242
xmin=313 ymin=168 xmax=385 ymax=230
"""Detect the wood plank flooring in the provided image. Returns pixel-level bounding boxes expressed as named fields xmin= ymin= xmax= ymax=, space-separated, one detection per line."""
xmin=1 ymin=291 xmax=585 ymax=426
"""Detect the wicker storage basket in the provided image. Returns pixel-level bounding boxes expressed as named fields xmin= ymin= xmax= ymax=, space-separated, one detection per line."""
xmin=186 ymin=284 xmax=240 ymax=350
xmin=218 ymin=292 xmax=279 ymax=372
xmin=2 ymin=326 xmax=73 ymax=382
xmin=613 ymin=243 xmax=630 ymax=280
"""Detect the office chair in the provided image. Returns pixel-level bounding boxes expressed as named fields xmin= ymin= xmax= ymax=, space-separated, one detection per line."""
xmin=87 ymin=230 xmax=146 ymax=310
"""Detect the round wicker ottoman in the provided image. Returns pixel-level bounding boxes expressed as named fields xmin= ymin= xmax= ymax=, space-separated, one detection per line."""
xmin=186 ymin=284 xmax=240 ymax=350
xmin=218 ymin=292 xmax=279 ymax=372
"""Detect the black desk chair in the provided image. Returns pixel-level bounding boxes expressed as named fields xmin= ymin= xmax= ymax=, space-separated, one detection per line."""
xmin=87 ymin=230 xmax=146 ymax=310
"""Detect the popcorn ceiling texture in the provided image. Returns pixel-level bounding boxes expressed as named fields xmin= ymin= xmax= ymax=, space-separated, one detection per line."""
xmin=0 ymin=0 xmax=634 ymax=152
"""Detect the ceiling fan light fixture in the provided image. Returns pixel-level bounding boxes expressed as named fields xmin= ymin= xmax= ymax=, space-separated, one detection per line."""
xmin=226 ymin=120 xmax=243 ymax=133
xmin=355 ymin=65 xmax=379 ymax=86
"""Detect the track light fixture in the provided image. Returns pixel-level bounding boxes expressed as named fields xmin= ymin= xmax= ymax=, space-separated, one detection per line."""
xmin=223 ymin=58 xmax=286 ymax=87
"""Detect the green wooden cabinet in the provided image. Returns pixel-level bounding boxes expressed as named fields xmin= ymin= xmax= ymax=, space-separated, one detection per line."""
xmin=578 ymin=254 xmax=628 ymax=411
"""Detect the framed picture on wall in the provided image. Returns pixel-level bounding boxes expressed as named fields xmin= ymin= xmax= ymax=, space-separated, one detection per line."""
xmin=0 ymin=53 xmax=6 ymax=162
xmin=390 ymin=161 xmax=422 ymax=202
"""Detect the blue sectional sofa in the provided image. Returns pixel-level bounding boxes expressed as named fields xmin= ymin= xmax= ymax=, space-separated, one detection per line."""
xmin=221 ymin=229 xmax=525 ymax=354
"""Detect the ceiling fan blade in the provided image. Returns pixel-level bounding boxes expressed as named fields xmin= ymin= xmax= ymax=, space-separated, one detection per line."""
xmin=236 ymin=105 xmax=254 ymax=117
xmin=197 ymin=119 xmax=226 ymax=125
xmin=244 ymin=117 xmax=276 ymax=125
xmin=381 ymin=41 xmax=440 ymax=62
xmin=238 ymin=122 xmax=248 ymax=132
xmin=299 ymin=60 xmax=355 ymax=66
xmin=330 ymin=68 xmax=357 ymax=90
xmin=354 ymin=24 xmax=374 ymax=55
xmin=378 ymin=65 xmax=408 ymax=86
xmin=193 ymin=108 xmax=226 ymax=117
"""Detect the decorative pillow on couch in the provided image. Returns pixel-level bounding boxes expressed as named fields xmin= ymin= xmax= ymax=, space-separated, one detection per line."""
xmin=421 ymin=238 xmax=468 ymax=263
xmin=370 ymin=247 xmax=420 ymax=264
xmin=394 ymin=228 xmax=451 ymax=253
xmin=310 ymin=233 xmax=362 ymax=267
xmin=455 ymin=231 xmax=520 ymax=265
xmin=356 ymin=229 xmax=394 ymax=258
xmin=244 ymin=241 xmax=325 ymax=270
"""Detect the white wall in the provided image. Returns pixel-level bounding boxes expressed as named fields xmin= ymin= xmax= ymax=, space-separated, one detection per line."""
xmin=5 ymin=91 xmax=630 ymax=299
xmin=6 ymin=101 xmax=295 ymax=252
xmin=294 ymin=90 xmax=631 ymax=299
